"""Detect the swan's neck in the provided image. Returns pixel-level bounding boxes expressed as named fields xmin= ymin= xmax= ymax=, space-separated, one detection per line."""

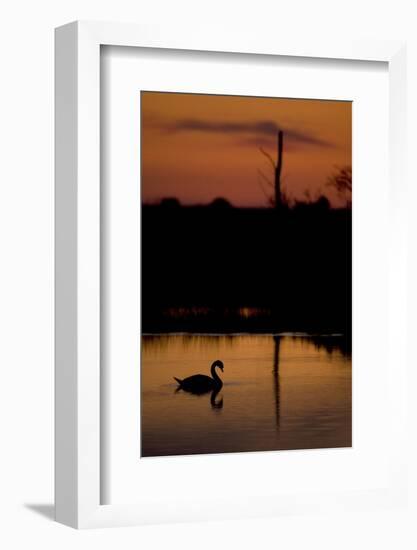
xmin=211 ymin=364 xmax=222 ymax=384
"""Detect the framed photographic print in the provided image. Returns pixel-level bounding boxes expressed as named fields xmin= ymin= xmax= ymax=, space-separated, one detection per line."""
xmin=55 ymin=21 xmax=407 ymax=528
xmin=139 ymin=90 xmax=352 ymax=458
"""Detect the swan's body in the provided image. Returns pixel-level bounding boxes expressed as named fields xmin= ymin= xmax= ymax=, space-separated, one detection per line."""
xmin=174 ymin=360 xmax=224 ymax=394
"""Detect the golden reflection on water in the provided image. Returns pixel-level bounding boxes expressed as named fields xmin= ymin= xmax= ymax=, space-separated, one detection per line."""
xmin=141 ymin=334 xmax=351 ymax=457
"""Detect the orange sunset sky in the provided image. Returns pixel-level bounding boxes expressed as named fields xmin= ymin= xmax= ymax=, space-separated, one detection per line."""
xmin=141 ymin=92 xmax=351 ymax=208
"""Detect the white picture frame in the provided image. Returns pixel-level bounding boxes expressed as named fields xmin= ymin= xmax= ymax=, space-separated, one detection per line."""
xmin=55 ymin=21 xmax=407 ymax=529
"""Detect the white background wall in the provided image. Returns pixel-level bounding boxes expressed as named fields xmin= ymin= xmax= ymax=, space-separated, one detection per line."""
xmin=0 ymin=1 xmax=416 ymax=548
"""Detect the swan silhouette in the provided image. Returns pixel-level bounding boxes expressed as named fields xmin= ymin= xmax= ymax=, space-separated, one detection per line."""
xmin=174 ymin=360 xmax=224 ymax=394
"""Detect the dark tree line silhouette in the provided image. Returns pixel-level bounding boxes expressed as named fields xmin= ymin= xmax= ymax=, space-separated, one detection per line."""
xmin=142 ymin=201 xmax=351 ymax=335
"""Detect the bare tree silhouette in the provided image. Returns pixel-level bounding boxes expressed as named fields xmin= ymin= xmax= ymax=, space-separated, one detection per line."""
xmin=327 ymin=165 xmax=352 ymax=207
xmin=258 ymin=131 xmax=285 ymax=209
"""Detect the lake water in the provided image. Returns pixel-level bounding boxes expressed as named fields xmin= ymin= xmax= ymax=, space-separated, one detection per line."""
xmin=141 ymin=334 xmax=351 ymax=457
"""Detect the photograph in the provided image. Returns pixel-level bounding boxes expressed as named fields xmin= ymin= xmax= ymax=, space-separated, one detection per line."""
xmin=140 ymin=91 xmax=352 ymax=458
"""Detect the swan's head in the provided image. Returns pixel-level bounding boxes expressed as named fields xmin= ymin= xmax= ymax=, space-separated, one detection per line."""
xmin=212 ymin=359 xmax=224 ymax=372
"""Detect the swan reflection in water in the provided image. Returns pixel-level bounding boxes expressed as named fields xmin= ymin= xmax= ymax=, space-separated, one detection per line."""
xmin=174 ymin=359 xmax=224 ymax=410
